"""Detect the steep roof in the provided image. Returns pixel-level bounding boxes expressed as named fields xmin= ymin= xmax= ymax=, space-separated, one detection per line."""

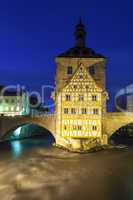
xmin=58 ymin=46 xmax=105 ymax=58
xmin=57 ymin=19 xmax=105 ymax=59
xmin=61 ymin=62 xmax=103 ymax=93
xmin=0 ymin=87 xmax=24 ymax=96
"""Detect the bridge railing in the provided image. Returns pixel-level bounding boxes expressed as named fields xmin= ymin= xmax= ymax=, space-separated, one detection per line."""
xmin=0 ymin=112 xmax=56 ymax=119
xmin=106 ymin=112 xmax=133 ymax=117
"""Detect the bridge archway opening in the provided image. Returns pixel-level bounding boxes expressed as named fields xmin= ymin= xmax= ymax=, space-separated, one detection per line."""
xmin=2 ymin=123 xmax=55 ymax=145
xmin=0 ymin=123 xmax=55 ymax=158
xmin=109 ymin=123 xmax=133 ymax=145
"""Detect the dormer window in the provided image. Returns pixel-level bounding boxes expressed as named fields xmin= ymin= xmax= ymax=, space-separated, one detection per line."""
xmin=67 ymin=66 xmax=73 ymax=75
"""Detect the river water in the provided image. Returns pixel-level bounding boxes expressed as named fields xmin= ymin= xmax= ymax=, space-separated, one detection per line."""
xmin=0 ymin=135 xmax=133 ymax=200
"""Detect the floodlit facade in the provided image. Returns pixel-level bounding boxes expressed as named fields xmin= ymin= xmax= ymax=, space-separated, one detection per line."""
xmin=0 ymin=88 xmax=29 ymax=116
xmin=59 ymin=63 xmax=104 ymax=138
xmin=52 ymin=19 xmax=108 ymax=150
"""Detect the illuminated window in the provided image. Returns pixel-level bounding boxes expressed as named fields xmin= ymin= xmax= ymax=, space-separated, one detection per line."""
xmin=93 ymin=108 xmax=99 ymax=115
xmin=64 ymin=108 xmax=69 ymax=114
xmin=67 ymin=66 xmax=73 ymax=75
xmin=5 ymin=106 xmax=9 ymax=111
xmin=79 ymin=95 xmax=84 ymax=101
xmin=78 ymin=125 xmax=82 ymax=130
xmin=92 ymin=126 xmax=97 ymax=131
xmin=71 ymin=108 xmax=76 ymax=114
xmin=81 ymin=108 xmax=87 ymax=114
xmin=92 ymin=95 xmax=97 ymax=101
xmin=11 ymin=107 xmax=14 ymax=111
xmin=65 ymin=94 xmax=71 ymax=101
xmin=16 ymin=106 xmax=20 ymax=111
xmin=89 ymin=65 xmax=95 ymax=75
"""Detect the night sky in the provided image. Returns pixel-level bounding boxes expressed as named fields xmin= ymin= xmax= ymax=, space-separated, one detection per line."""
xmin=0 ymin=0 xmax=133 ymax=111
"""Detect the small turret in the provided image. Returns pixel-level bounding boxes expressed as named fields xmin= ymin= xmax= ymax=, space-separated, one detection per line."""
xmin=74 ymin=17 xmax=86 ymax=48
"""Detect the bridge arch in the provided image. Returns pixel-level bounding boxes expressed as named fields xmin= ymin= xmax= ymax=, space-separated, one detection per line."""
xmin=106 ymin=112 xmax=133 ymax=137
xmin=2 ymin=123 xmax=56 ymax=142
xmin=0 ymin=115 xmax=56 ymax=139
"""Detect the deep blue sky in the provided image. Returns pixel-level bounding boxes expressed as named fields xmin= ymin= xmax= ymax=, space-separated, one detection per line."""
xmin=0 ymin=0 xmax=133 ymax=111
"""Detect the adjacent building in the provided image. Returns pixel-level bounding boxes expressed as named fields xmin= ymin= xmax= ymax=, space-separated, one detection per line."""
xmin=0 ymin=87 xmax=29 ymax=116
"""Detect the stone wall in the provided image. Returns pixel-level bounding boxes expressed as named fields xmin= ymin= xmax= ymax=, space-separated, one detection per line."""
xmin=105 ymin=112 xmax=133 ymax=137
xmin=0 ymin=115 xmax=56 ymax=139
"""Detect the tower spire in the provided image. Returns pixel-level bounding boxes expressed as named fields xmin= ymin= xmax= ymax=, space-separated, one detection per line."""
xmin=74 ymin=17 xmax=86 ymax=48
xmin=79 ymin=16 xmax=82 ymax=25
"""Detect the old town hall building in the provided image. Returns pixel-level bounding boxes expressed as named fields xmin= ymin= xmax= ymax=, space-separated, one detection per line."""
xmin=0 ymin=20 xmax=132 ymax=152
xmin=52 ymin=19 xmax=108 ymax=150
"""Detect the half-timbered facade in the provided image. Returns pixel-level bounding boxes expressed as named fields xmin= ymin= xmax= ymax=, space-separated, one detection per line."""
xmin=53 ymin=19 xmax=108 ymax=150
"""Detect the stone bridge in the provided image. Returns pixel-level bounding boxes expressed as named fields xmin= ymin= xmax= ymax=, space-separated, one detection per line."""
xmin=0 ymin=114 xmax=56 ymax=139
xmin=0 ymin=112 xmax=133 ymax=144
xmin=105 ymin=112 xmax=133 ymax=137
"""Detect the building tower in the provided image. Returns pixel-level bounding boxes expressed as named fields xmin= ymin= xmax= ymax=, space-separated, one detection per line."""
xmin=53 ymin=19 xmax=108 ymax=151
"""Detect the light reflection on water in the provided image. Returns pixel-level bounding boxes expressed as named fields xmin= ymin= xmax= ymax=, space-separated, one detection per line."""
xmin=10 ymin=140 xmax=23 ymax=158
xmin=0 ymin=134 xmax=133 ymax=200
xmin=9 ymin=134 xmax=55 ymax=158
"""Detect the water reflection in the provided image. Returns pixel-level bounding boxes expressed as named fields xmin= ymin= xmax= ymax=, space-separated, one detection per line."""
xmin=1 ymin=129 xmax=133 ymax=200
xmin=8 ymin=134 xmax=55 ymax=158
xmin=0 ymin=140 xmax=133 ymax=200
xmin=10 ymin=140 xmax=23 ymax=158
